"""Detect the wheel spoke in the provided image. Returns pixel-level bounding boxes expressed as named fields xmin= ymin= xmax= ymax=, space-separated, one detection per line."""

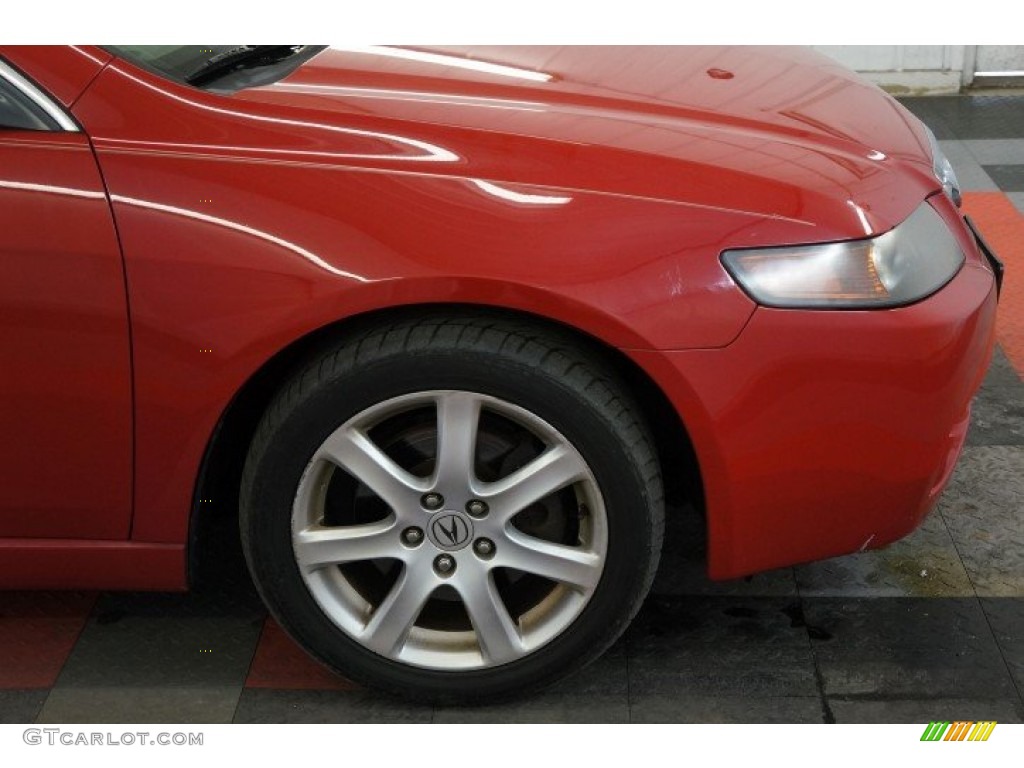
xmin=482 ymin=443 xmax=588 ymax=521
xmin=500 ymin=532 xmax=603 ymax=591
xmin=294 ymin=520 xmax=401 ymax=570
xmin=316 ymin=428 xmax=426 ymax=512
xmin=433 ymin=391 xmax=481 ymax=491
xmin=360 ymin=563 xmax=437 ymax=657
xmin=291 ymin=388 xmax=611 ymax=672
xmin=457 ymin=573 xmax=523 ymax=664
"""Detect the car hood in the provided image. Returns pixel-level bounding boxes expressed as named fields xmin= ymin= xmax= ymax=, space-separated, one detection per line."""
xmin=233 ymin=45 xmax=941 ymax=242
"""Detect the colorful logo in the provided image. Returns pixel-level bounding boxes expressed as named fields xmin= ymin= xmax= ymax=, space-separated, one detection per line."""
xmin=921 ymin=721 xmax=997 ymax=742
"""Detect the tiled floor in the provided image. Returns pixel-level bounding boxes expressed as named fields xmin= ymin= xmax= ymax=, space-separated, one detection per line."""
xmin=2 ymin=94 xmax=1023 ymax=724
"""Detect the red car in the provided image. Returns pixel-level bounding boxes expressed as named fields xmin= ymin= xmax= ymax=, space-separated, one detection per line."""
xmin=0 ymin=45 xmax=1000 ymax=702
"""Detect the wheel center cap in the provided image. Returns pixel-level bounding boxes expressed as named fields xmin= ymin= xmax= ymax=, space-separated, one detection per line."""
xmin=427 ymin=510 xmax=474 ymax=552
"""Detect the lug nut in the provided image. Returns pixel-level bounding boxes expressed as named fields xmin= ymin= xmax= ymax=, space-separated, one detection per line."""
xmin=433 ymin=554 xmax=456 ymax=576
xmin=402 ymin=527 xmax=424 ymax=546
xmin=473 ymin=538 xmax=495 ymax=558
xmin=421 ymin=492 xmax=444 ymax=510
xmin=466 ymin=499 xmax=488 ymax=518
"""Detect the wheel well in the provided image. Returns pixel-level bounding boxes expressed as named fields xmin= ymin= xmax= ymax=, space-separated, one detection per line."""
xmin=187 ymin=304 xmax=705 ymax=587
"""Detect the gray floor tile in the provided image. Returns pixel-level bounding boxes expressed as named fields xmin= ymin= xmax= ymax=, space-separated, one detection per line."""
xmin=54 ymin=609 xmax=264 ymax=688
xmin=939 ymin=447 xmax=1024 ymax=597
xmin=938 ymin=139 xmax=1000 ymax=192
xmin=1008 ymin=191 xmax=1024 ymax=215
xmin=967 ymin=346 xmax=1024 ymax=447
xmin=627 ymin=596 xmax=818 ymax=697
xmin=795 ymin=512 xmax=973 ymax=597
xmin=630 ymin=694 xmax=823 ymax=724
xmin=982 ymin=165 xmax=1024 ymax=192
xmin=0 ymin=690 xmax=48 ymax=724
xmin=964 ymin=139 xmax=1024 ymax=165
xmin=37 ymin=686 xmax=241 ymax=723
xmin=233 ymin=689 xmax=432 ymax=724
xmin=804 ymin=598 xmax=1017 ymax=698
xmin=830 ymin=697 xmax=1024 ymax=724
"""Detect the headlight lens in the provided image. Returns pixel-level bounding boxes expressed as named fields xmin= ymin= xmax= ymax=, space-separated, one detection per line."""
xmin=722 ymin=201 xmax=965 ymax=309
xmin=925 ymin=126 xmax=962 ymax=208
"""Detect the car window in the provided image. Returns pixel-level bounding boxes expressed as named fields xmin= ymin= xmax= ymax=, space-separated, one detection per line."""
xmin=106 ymin=45 xmax=326 ymax=92
xmin=108 ymin=46 xmax=234 ymax=83
xmin=0 ymin=71 xmax=57 ymax=131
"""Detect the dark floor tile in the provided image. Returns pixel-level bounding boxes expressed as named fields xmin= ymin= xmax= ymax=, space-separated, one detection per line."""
xmin=813 ymin=651 xmax=1016 ymax=699
xmin=435 ymin=694 xmax=627 ymax=724
xmin=804 ymin=597 xmax=996 ymax=650
xmin=629 ymin=695 xmax=823 ymax=724
xmin=627 ymin=659 xmax=818 ymax=699
xmin=0 ymin=690 xmax=48 ymax=723
xmin=900 ymin=95 xmax=1024 ymax=140
xmin=233 ymin=689 xmax=432 ymax=724
xmin=630 ymin=596 xmax=816 ymax=655
xmin=52 ymin=521 xmax=268 ymax=688
xmin=830 ymin=697 xmax=1024 ymax=724
xmin=627 ymin=596 xmax=818 ymax=697
xmin=968 ymin=345 xmax=1024 ymax=447
xmin=803 ymin=598 xmax=1017 ymax=698
xmin=980 ymin=597 xmax=1024 ymax=694
xmin=436 ymin=644 xmax=628 ymax=723
xmin=896 ymin=99 xmax=956 ymax=139
xmin=38 ymin=686 xmax=240 ymax=724
xmin=54 ymin=595 xmax=264 ymax=688
xmin=0 ymin=592 xmax=96 ymax=689
xmin=983 ymin=165 xmax=1024 ymax=192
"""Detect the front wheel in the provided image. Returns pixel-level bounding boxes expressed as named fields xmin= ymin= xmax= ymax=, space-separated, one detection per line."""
xmin=240 ymin=316 xmax=664 ymax=703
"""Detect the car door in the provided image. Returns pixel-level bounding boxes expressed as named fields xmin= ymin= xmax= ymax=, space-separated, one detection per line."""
xmin=0 ymin=58 xmax=132 ymax=539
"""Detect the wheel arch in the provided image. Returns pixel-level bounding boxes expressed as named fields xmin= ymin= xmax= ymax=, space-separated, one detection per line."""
xmin=187 ymin=303 xmax=705 ymax=587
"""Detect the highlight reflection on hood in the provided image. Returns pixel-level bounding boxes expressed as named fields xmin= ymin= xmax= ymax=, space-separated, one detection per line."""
xmin=116 ymin=67 xmax=461 ymax=163
xmin=110 ymin=194 xmax=370 ymax=282
xmin=470 ymin=180 xmax=571 ymax=206
xmin=328 ymin=46 xmax=554 ymax=83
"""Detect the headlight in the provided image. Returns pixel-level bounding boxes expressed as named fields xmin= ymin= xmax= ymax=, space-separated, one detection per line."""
xmin=925 ymin=125 xmax=961 ymax=208
xmin=722 ymin=201 xmax=965 ymax=309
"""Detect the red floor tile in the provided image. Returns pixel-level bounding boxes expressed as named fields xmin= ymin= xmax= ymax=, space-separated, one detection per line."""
xmin=0 ymin=591 xmax=96 ymax=688
xmin=245 ymin=617 xmax=358 ymax=690
xmin=962 ymin=192 xmax=1024 ymax=379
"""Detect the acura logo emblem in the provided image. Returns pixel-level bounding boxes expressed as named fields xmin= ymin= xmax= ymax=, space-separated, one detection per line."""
xmin=428 ymin=512 xmax=473 ymax=551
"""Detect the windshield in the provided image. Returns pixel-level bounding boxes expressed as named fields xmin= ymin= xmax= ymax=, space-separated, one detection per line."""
xmin=106 ymin=45 xmax=325 ymax=91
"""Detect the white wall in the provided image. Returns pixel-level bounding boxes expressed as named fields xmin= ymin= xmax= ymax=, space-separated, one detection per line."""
xmin=814 ymin=45 xmax=968 ymax=95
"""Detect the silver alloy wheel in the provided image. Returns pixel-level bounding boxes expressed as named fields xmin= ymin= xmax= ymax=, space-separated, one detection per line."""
xmin=291 ymin=390 xmax=608 ymax=670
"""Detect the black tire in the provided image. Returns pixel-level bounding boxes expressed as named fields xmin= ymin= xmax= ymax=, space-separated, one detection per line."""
xmin=240 ymin=314 xmax=664 ymax=703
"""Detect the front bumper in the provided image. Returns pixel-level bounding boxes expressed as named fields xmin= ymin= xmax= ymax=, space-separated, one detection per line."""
xmin=631 ymin=200 xmax=999 ymax=579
